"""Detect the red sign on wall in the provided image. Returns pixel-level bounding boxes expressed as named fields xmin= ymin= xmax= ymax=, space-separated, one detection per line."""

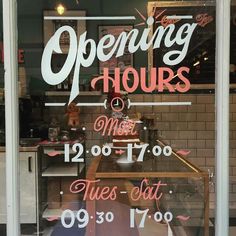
xmin=0 ymin=41 xmax=25 ymax=64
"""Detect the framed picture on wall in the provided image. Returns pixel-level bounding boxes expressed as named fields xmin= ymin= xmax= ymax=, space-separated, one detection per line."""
xmin=148 ymin=1 xmax=217 ymax=90
xmin=98 ymin=25 xmax=133 ymax=73
xmin=43 ymin=10 xmax=86 ymax=53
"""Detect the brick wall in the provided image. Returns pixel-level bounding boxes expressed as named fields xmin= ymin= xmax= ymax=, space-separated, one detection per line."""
xmin=45 ymin=93 xmax=236 ymax=211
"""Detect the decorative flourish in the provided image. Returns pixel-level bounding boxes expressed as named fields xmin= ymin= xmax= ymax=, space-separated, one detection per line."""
xmin=155 ymin=9 xmax=167 ymax=21
xmin=160 ymin=16 xmax=180 ymax=28
xmin=70 ymin=179 xmax=100 ymax=193
xmin=115 ymin=150 xmax=125 ymax=155
xmin=134 ymin=7 xmax=166 ymax=27
xmin=70 ymin=179 xmax=117 ymax=201
xmin=47 ymin=216 xmax=59 ymax=221
xmin=176 ymin=215 xmax=190 ymax=221
xmin=196 ymin=14 xmax=213 ymax=27
xmin=176 ymin=150 xmax=191 ymax=156
xmin=94 ymin=115 xmax=109 ymax=134
xmin=47 ymin=151 xmax=62 ymax=157
xmin=130 ymin=179 xmax=167 ymax=201
xmin=94 ymin=115 xmax=137 ymax=136
xmin=135 ymin=8 xmax=146 ymax=21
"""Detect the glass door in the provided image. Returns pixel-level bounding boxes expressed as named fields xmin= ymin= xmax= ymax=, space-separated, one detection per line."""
xmin=1 ymin=0 xmax=233 ymax=235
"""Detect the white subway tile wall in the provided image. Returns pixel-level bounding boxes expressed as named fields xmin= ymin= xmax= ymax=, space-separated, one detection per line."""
xmin=46 ymin=94 xmax=236 ymax=207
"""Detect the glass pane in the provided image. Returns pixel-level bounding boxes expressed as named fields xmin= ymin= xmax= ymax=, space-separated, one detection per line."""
xmin=17 ymin=1 xmax=43 ymax=235
xmin=16 ymin=1 xmax=216 ymax=235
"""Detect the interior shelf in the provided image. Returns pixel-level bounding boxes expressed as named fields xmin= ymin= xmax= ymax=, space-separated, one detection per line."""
xmin=42 ymin=207 xmax=84 ymax=219
xmin=42 ymin=164 xmax=78 ymax=177
xmin=42 ymin=163 xmax=85 ymax=177
xmin=45 ymin=91 xmax=102 ymax=96
xmin=39 ymin=142 xmax=86 ymax=228
xmin=43 ymin=147 xmax=74 ymax=156
xmin=79 ymin=163 xmax=86 ymax=174
xmin=42 ymin=208 xmax=63 ymax=219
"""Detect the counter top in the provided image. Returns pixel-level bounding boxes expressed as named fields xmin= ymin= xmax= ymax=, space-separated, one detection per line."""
xmin=0 ymin=146 xmax=39 ymax=152
xmin=0 ymin=139 xmax=85 ymax=152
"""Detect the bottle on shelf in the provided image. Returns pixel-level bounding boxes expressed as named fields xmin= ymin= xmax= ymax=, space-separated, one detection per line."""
xmin=63 ymin=79 xmax=69 ymax=91
xmin=56 ymin=82 xmax=63 ymax=91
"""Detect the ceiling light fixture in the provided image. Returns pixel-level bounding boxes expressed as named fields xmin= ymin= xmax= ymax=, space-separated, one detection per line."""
xmin=56 ymin=4 xmax=65 ymax=15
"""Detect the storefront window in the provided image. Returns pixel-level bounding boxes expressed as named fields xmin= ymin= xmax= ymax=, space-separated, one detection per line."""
xmin=2 ymin=0 xmax=233 ymax=235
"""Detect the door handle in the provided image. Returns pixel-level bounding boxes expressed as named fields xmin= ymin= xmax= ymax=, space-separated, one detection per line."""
xmin=28 ymin=156 xmax=32 ymax=172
